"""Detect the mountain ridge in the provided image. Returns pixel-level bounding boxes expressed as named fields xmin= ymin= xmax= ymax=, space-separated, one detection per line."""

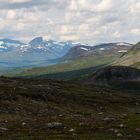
xmin=0 ymin=37 xmax=137 ymax=77
xmin=64 ymin=42 xmax=133 ymax=60
xmin=114 ymin=41 xmax=140 ymax=68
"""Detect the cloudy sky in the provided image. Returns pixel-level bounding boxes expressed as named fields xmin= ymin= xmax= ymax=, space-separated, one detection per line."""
xmin=0 ymin=0 xmax=140 ymax=44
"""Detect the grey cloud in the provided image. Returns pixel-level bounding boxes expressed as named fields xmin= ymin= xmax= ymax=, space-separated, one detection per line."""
xmin=0 ymin=0 xmax=139 ymax=44
xmin=0 ymin=0 xmax=69 ymax=10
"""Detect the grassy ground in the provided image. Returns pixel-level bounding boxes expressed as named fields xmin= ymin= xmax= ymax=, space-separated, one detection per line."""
xmin=0 ymin=77 xmax=139 ymax=139
xmin=114 ymin=42 xmax=140 ymax=68
xmin=131 ymin=61 xmax=140 ymax=69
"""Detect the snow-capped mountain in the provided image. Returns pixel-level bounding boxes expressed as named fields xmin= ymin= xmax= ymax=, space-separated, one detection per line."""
xmin=0 ymin=37 xmax=83 ymax=68
xmin=19 ymin=37 xmax=81 ymax=58
xmin=0 ymin=37 xmax=82 ymax=55
xmin=0 ymin=39 xmax=25 ymax=52
xmin=0 ymin=37 xmax=134 ymax=71
xmin=64 ymin=42 xmax=133 ymax=60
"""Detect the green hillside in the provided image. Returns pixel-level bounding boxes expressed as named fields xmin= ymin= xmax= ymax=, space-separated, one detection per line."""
xmin=12 ymin=54 xmax=119 ymax=79
xmin=114 ymin=42 xmax=140 ymax=68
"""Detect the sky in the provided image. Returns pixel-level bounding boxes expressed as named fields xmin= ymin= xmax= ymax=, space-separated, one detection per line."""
xmin=0 ymin=0 xmax=140 ymax=44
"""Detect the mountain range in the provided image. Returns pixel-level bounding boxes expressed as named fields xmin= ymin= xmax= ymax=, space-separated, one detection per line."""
xmin=64 ymin=42 xmax=133 ymax=60
xmin=0 ymin=37 xmax=133 ymax=69
xmin=0 ymin=38 xmax=140 ymax=140
xmin=0 ymin=37 xmax=84 ymax=70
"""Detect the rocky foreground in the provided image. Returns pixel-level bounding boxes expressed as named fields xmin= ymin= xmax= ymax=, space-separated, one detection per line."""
xmin=0 ymin=77 xmax=139 ymax=139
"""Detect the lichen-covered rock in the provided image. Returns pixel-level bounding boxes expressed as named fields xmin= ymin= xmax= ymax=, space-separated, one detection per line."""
xmin=47 ymin=122 xmax=64 ymax=129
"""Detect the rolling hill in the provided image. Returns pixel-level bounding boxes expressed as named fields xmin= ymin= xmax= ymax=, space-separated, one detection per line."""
xmin=114 ymin=42 xmax=140 ymax=68
xmin=0 ymin=39 xmax=134 ymax=77
xmin=82 ymin=66 xmax=140 ymax=88
xmin=12 ymin=53 xmax=118 ymax=79
xmin=10 ymin=42 xmax=134 ymax=80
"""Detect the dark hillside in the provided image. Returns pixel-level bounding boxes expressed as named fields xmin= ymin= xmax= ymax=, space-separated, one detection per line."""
xmin=83 ymin=66 xmax=140 ymax=87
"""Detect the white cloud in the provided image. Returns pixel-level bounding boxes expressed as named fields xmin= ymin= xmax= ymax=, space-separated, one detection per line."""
xmin=113 ymin=31 xmax=121 ymax=38
xmin=44 ymin=35 xmax=52 ymax=40
xmin=69 ymin=0 xmax=112 ymax=12
xmin=79 ymin=24 xmax=90 ymax=31
xmin=0 ymin=0 xmax=139 ymax=44
xmin=131 ymin=29 xmax=140 ymax=35
xmin=6 ymin=10 xmax=17 ymax=19
xmin=91 ymin=0 xmax=113 ymax=12
xmin=129 ymin=1 xmax=140 ymax=13
xmin=60 ymin=35 xmax=79 ymax=41
xmin=16 ymin=22 xmax=25 ymax=30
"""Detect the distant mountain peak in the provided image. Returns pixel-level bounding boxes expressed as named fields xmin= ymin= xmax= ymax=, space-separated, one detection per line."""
xmin=0 ymin=37 xmax=136 ymax=69
xmin=29 ymin=37 xmax=43 ymax=46
xmin=63 ymin=42 xmax=133 ymax=60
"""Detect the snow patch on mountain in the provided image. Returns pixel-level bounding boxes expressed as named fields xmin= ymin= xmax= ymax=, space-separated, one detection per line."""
xmin=117 ymin=42 xmax=132 ymax=46
xmin=100 ymin=48 xmax=105 ymax=51
xmin=0 ymin=46 xmax=6 ymax=49
xmin=118 ymin=50 xmax=128 ymax=53
xmin=0 ymin=41 xmax=4 ymax=45
xmin=80 ymin=47 xmax=89 ymax=51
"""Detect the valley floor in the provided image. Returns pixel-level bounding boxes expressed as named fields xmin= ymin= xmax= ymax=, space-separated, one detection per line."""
xmin=0 ymin=77 xmax=139 ymax=140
